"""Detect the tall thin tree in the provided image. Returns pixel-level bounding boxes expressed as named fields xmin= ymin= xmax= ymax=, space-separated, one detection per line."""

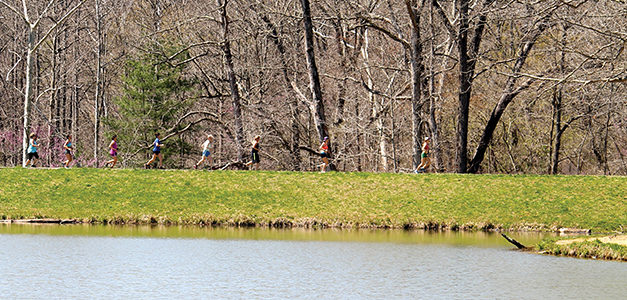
xmin=300 ymin=0 xmax=328 ymax=142
xmin=218 ymin=0 xmax=245 ymax=161
xmin=0 ymin=0 xmax=86 ymax=166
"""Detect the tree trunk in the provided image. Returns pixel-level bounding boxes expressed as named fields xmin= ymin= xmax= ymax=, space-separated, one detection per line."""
xmin=602 ymin=98 xmax=612 ymax=175
xmin=72 ymin=15 xmax=79 ymax=163
xmin=260 ymin=13 xmax=301 ymax=170
xmin=551 ymin=92 xmax=563 ymax=174
xmin=300 ymin=0 xmax=328 ymax=142
xmin=332 ymin=11 xmax=348 ymax=127
xmin=355 ymin=101 xmax=362 ymax=171
xmin=218 ymin=0 xmax=245 ymax=162
xmin=22 ymin=29 xmax=35 ymax=167
xmin=468 ymin=18 xmax=548 ymax=173
xmin=432 ymin=0 xmax=492 ymax=173
xmin=94 ymin=0 xmax=103 ymax=165
xmin=406 ymin=0 xmax=423 ymax=170
xmin=427 ymin=3 xmax=448 ymax=172
xmin=361 ymin=28 xmax=388 ymax=171
xmin=455 ymin=0 xmax=471 ymax=173
xmin=48 ymin=34 xmax=59 ymax=166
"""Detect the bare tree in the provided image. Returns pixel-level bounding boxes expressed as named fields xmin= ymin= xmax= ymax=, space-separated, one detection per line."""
xmin=0 ymin=0 xmax=624 ymax=174
xmin=300 ymin=0 xmax=328 ymax=142
xmin=0 ymin=0 xmax=86 ymax=166
xmin=217 ymin=0 xmax=245 ymax=162
xmin=467 ymin=12 xmax=552 ymax=173
xmin=433 ymin=0 xmax=494 ymax=173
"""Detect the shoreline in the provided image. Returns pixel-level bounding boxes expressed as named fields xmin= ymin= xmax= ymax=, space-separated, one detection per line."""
xmin=0 ymin=169 xmax=624 ymax=232
xmin=538 ymin=235 xmax=627 ymax=261
xmin=1 ymin=168 xmax=624 ymax=261
xmin=2 ymin=219 xmax=623 ymax=261
xmin=0 ymin=217 xmax=595 ymax=233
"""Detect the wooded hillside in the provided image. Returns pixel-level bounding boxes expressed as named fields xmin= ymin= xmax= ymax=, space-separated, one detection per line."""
xmin=0 ymin=0 xmax=625 ymax=174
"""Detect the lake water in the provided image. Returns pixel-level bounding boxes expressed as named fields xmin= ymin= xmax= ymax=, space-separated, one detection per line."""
xmin=0 ymin=224 xmax=624 ymax=299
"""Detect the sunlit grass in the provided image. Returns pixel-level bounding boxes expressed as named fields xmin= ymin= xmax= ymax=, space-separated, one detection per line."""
xmin=538 ymin=237 xmax=627 ymax=261
xmin=0 ymin=168 xmax=624 ymax=231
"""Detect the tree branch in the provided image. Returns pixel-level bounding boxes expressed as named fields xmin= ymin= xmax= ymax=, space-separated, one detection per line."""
xmin=358 ymin=19 xmax=410 ymax=49
xmin=432 ymin=0 xmax=455 ymax=38
xmin=32 ymin=0 xmax=55 ymax=29
xmin=32 ymin=0 xmax=87 ymax=53
xmin=298 ymin=145 xmax=323 ymax=157
xmin=0 ymin=0 xmax=27 ymax=24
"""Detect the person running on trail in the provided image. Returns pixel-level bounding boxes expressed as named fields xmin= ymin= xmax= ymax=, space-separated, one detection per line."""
xmin=62 ymin=134 xmax=74 ymax=169
xmin=194 ymin=134 xmax=214 ymax=169
xmin=104 ymin=135 xmax=118 ymax=168
xmin=25 ymin=133 xmax=40 ymax=167
xmin=245 ymin=135 xmax=261 ymax=170
xmin=145 ymin=132 xmax=164 ymax=169
xmin=416 ymin=137 xmax=431 ymax=173
xmin=319 ymin=136 xmax=330 ymax=173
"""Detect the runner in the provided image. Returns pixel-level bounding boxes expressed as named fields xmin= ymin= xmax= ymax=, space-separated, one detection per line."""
xmin=62 ymin=134 xmax=74 ymax=169
xmin=104 ymin=135 xmax=118 ymax=168
xmin=319 ymin=136 xmax=330 ymax=173
xmin=145 ymin=132 xmax=164 ymax=169
xmin=194 ymin=134 xmax=214 ymax=169
xmin=245 ymin=135 xmax=261 ymax=170
xmin=25 ymin=133 xmax=40 ymax=167
xmin=416 ymin=137 xmax=431 ymax=173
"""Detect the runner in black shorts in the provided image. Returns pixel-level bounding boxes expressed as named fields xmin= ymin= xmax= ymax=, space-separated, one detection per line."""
xmin=62 ymin=134 xmax=74 ymax=169
xmin=319 ymin=136 xmax=330 ymax=173
xmin=25 ymin=133 xmax=40 ymax=167
xmin=145 ymin=132 xmax=164 ymax=169
xmin=246 ymin=135 xmax=261 ymax=170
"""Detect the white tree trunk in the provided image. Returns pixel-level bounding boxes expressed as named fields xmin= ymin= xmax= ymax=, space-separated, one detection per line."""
xmin=361 ymin=28 xmax=388 ymax=171
xmin=22 ymin=29 xmax=34 ymax=167
xmin=8 ymin=0 xmax=87 ymax=167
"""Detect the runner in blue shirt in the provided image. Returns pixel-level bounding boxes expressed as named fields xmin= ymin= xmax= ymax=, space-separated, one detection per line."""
xmin=145 ymin=132 xmax=164 ymax=169
xmin=25 ymin=133 xmax=40 ymax=167
xmin=62 ymin=134 xmax=74 ymax=169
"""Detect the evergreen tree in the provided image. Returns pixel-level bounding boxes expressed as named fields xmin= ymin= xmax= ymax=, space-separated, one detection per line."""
xmin=106 ymin=44 xmax=196 ymax=166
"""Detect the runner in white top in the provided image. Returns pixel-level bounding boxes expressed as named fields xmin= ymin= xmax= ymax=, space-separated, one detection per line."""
xmin=194 ymin=134 xmax=214 ymax=169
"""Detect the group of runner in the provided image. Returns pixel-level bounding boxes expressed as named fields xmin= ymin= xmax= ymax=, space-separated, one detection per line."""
xmin=25 ymin=133 xmax=76 ymax=169
xmin=23 ymin=131 xmax=431 ymax=173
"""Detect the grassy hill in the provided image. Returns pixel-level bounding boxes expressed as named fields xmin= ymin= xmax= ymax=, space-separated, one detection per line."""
xmin=0 ymin=168 xmax=624 ymax=232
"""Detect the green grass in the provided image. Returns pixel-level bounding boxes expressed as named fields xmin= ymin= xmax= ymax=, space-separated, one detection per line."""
xmin=538 ymin=237 xmax=627 ymax=261
xmin=0 ymin=168 xmax=624 ymax=231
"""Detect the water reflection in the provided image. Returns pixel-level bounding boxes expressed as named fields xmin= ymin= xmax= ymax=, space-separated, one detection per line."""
xmin=0 ymin=224 xmax=624 ymax=299
xmin=0 ymin=223 xmax=549 ymax=247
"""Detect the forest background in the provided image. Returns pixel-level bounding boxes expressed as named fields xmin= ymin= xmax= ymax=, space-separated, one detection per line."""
xmin=0 ymin=0 xmax=625 ymax=174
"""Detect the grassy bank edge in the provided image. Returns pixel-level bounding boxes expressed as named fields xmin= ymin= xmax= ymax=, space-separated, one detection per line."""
xmin=0 ymin=216 xmax=596 ymax=234
xmin=1 ymin=168 xmax=624 ymax=233
xmin=536 ymin=236 xmax=627 ymax=261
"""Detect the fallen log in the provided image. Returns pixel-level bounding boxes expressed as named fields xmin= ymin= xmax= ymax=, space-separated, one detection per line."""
xmin=501 ymin=233 xmax=527 ymax=249
xmin=558 ymin=228 xmax=591 ymax=235
xmin=11 ymin=219 xmax=78 ymax=224
xmin=298 ymin=145 xmax=323 ymax=157
xmin=210 ymin=161 xmax=246 ymax=170
xmin=298 ymin=146 xmax=338 ymax=171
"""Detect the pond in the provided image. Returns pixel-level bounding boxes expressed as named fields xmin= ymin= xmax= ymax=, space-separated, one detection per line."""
xmin=0 ymin=224 xmax=624 ymax=298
